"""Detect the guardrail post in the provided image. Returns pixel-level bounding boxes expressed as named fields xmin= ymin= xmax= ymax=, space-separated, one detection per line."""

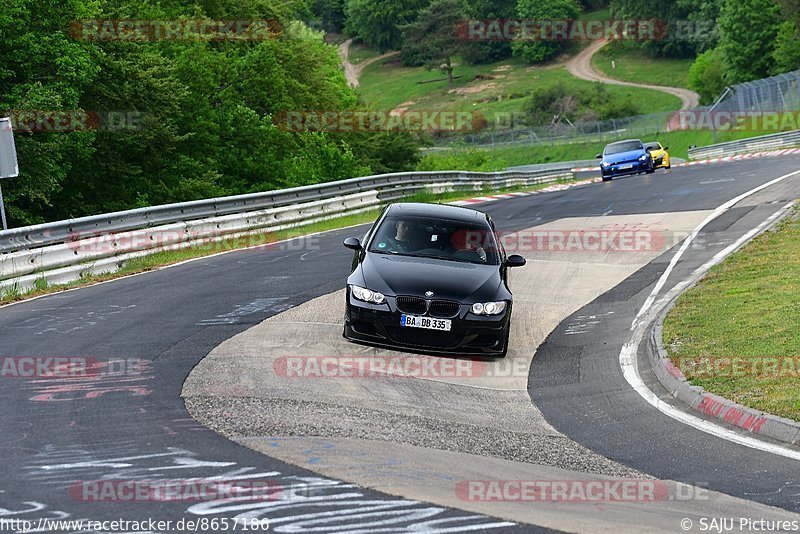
xmin=0 ymin=184 xmax=7 ymax=230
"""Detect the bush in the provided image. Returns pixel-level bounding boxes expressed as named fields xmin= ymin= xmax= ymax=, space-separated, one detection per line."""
xmin=512 ymin=0 xmax=580 ymax=64
xmin=771 ymin=21 xmax=800 ymax=75
xmin=688 ymin=48 xmax=727 ymax=105
xmin=522 ymin=82 xmax=638 ymax=126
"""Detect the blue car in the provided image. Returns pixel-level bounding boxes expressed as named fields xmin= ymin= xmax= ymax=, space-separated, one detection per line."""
xmin=596 ymin=139 xmax=655 ymax=181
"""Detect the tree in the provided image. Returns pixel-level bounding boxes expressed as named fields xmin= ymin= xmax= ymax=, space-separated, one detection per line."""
xmin=0 ymin=0 xmax=101 ymax=225
xmin=718 ymin=0 xmax=781 ymax=83
xmin=1 ymin=0 xmax=425 ymax=226
xmin=771 ymin=21 xmax=800 ymax=74
xmin=687 ymin=48 xmax=727 ymax=104
xmin=609 ymin=0 xmax=721 ymax=57
xmin=344 ymin=0 xmax=429 ymax=52
xmin=461 ymin=0 xmax=516 ymax=65
xmin=400 ymin=0 xmax=466 ymax=89
xmin=311 ymin=0 xmax=347 ymax=32
xmin=512 ymin=0 xmax=579 ymax=64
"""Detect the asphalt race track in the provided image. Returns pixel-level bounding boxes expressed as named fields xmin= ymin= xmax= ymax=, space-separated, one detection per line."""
xmin=2 ymin=156 xmax=799 ymax=532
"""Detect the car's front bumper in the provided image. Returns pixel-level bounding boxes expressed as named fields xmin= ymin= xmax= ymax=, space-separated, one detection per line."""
xmin=653 ymin=154 xmax=669 ymax=168
xmin=601 ymin=159 xmax=650 ymax=178
xmin=343 ymin=294 xmax=510 ymax=356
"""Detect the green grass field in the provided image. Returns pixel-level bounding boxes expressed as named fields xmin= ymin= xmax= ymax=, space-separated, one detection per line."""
xmin=662 ymin=210 xmax=800 ymax=422
xmin=357 ymin=56 xmax=682 ymax=123
xmin=591 ymin=41 xmax=694 ymax=88
xmin=347 ymin=42 xmax=382 ymax=64
xmin=421 ymin=127 xmax=788 ymax=169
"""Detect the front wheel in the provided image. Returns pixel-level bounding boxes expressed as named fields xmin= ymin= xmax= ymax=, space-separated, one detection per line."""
xmin=646 ymin=163 xmax=655 ymax=174
xmin=602 ymin=176 xmax=612 ymax=181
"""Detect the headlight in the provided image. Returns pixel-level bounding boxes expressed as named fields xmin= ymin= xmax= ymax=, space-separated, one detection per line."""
xmin=471 ymin=301 xmax=507 ymax=315
xmin=351 ymin=285 xmax=386 ymax=304
xmin=639 ymin=154 xmax=649 ymax=161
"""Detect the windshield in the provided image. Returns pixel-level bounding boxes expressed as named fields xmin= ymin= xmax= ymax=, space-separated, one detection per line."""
xmin=368 ymin=215 xmax=500 ymax=265
xmin=605 ymin=141 xmax=644 ymax=155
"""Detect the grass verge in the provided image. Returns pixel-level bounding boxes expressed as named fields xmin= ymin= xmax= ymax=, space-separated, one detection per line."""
xmin=591 ymin=41 xmax=694 ymax=88
xmin=404 ymin=174 xmax=587 ymax=204
xmin=348 ymin=42 xmax=382 ymax=64
xmin=662 ymin=207 xmax=800 ymax=422
xmin=0 ymin=178 xmax=585 ymax=306
xmin=424 ymin=128 xmax=791 ymax=167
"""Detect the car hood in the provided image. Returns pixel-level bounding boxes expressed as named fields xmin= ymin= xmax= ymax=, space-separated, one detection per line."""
xmin=356 ymin=252 xmax=502 ymax=302
xmin=603 ymin=149 xmax=645 ymax=164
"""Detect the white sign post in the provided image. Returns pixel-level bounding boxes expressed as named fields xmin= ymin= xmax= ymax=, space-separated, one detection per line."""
xmin=0 ymin=117 xmax=19 ymax=230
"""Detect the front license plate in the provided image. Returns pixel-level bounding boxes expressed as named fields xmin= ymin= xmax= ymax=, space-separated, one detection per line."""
xmin=401 ymin=314 xmax=451 ymax=331
xmin=618 ymin=164 xmax=633 ymax=170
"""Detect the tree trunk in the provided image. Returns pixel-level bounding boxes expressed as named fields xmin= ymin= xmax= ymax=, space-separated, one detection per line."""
xmin=445 ymin=57 xmax=454 ymax=91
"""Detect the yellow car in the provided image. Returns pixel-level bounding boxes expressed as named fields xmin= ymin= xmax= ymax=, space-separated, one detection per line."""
xmin=645 ymin=141 xmax=670 ymax=170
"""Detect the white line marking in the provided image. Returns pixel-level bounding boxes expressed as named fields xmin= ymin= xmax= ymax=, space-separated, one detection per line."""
xmin=621 ymin=166 xmax=800 ymax=460
xmin=633 ymin=168 xmax=800 ymax=330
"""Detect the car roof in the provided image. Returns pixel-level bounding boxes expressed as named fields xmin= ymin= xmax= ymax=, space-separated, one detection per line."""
xmin=386 ymin=202 xmax=488 ymax=223
xmin=644 ymin=141 xmax=661 ymax=146
xmin=606 ymin=139 xmax=643 ymax=147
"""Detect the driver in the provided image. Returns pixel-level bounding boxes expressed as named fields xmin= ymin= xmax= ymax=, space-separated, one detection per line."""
xmin=450 ymin=229 xmax=488 ymax=262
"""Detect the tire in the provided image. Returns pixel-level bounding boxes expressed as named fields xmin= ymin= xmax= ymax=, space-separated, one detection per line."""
xmin=666 ymin=163 xmax=671 ymax=169
xmin=602 ymin=176 xmax=612 ymax=181
xmin=646 ymin=163 xmax=655 ymax=174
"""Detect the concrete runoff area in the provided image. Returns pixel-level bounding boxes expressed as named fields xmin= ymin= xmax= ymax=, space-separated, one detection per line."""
xmin=235 ymin=436 xmax=800 ymax=534
xmin=180 ymin=210 xmax=800 ymax=529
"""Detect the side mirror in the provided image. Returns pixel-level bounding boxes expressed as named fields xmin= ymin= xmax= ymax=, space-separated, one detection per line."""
xmin=595 ymin=153 xmax=602 ymax=159
xmin=343 ymin=237 xmax=362 ymax=251
xmin=506 ymin=254 xmax=526 ymax=268
xmin=663 ymin=146 xmax=669 ymax=150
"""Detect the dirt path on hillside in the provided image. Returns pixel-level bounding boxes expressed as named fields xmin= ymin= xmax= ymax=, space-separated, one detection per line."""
xmin=566 ymin=39 xmax=700 ymax=110
xmin=339 ymin=38 xmax=401 ymax=87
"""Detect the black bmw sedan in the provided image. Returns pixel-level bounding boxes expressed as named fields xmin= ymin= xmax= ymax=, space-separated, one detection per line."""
xmin=342 ymin=202 xmax=526 ymax=357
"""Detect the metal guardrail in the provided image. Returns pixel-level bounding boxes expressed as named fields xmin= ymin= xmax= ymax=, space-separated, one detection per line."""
xmin=506 ymin=159 xmax=599 ymax=172
xmin=0 ymin=167 xmax=573 ymax=292
xmin=688 ymin=130 xmax=800 ymax=160
xmin=0 ymin=167 xmax=573 ymax=255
